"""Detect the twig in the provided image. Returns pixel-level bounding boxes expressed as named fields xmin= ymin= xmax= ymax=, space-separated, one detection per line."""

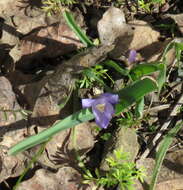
xmin=161 ymin=81 xmax=183 ymax=102
xmin=144 ymin=104 xmax=170 ymax=113
xmin=140 ymin=92 xmax=183 ymax=159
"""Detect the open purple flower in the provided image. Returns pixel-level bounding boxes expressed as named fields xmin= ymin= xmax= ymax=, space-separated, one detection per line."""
xmin=82 ymin=93 xmax=119 ymax=129
xmin=128 ymin=49 xmax=137 ymax=63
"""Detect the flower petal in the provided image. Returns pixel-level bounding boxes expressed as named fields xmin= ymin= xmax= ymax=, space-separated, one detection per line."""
xmin=100 ymin=93 xmax=119 ymax=104
xmin=104 ymin=102 xmax=115 ymax=119
xmin=92 ymin=99 xmax=114 ymax=129
xmin=92 ymin=106 xmax=110 ymax=129
xmin=82 ymin=93 xmax=118 ymax=128
xmin=82 ymin=99 xmax=96 ymax=108
xmin=128 ymin=49 xmax=137 ymax=63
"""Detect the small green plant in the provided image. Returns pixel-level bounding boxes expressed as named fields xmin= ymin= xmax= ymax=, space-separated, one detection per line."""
xmin=117 ymin=111 xmax=142 ymax=128
xmin=148 ymin=124 xmax=157 ymax=132
xmin=118 ymin=112 xmax=135 ymax=127
xmin=138 ymin=0 xmax=151 ymax=12
xmin=83 ymin=149 xmax=145 ymax=190
xmin=77 ymin=65 xmax=113 ymax=89
xmin=92 ymin=126 xmax=112 ymax=140
xmin=0 ymin=108 xmax=31 ymax=121
xmin=42 ymin=0 xmax=76 ymax=15
xmin=100 ymin=132 xmax=112 ymax=141
xmin=138 ymin=0 xmax=165 ymax=13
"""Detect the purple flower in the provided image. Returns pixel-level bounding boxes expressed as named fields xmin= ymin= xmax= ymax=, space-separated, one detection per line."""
xmin=82 ymin=93 xmax=119 ymax=129
xmin=128 ymin=50 xmax=137 ymax=63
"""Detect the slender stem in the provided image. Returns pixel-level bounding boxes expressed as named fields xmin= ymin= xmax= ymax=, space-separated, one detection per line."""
xmin=13 ymin=141 xmax=48 ymax=190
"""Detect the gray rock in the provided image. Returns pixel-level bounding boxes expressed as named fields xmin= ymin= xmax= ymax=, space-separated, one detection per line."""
xmin=17 ymin=166 xmax=104 ymax=190
xmin=0 ymin=76 xmax=27 ymax=182
xmin=100 ymin=127 xmax=139 ymax=171
xmin=97 ymin=7 xmax=134 ymax=58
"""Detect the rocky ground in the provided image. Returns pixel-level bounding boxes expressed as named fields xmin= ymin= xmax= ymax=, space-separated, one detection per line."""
xmin=0 ymin=0 xmax=183 ymax=190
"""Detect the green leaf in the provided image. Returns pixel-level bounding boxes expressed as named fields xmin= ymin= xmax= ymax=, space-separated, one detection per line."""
xmin=63 ymin=11 xmax=94 ymax=47
xmin=161 ymin=41 xmax=175 ymax=61
xmin=95 ymin=168 xmax=100 ymax=178
xmin=130 ymin=63 xmax=163 ymax=81
xmin=8 ymin=109 xmax=94 ymax=155
xmin=3 ymin=111 xmax=8 ymax=121
xmin=149 ymin=122 xmax=183 ymax=190
xmin=157 ymin=63 xmax=166 ymax=92
xmin=115 ymin=77 xmax=158 ymax=114
xmin=135 ymin=97 xmax=144 ymax=118
xmin=129 ymin=63 xmax=166 ymax=92
xmin=104 ymin=60 xmax=130 ymax=78
xmin=175 ymin=42 xmax=183 ymax=50
xmin=84 ymin=68 xmax=112 ymax=91
xmin=174 ymin=42 xmax=183 ymax=62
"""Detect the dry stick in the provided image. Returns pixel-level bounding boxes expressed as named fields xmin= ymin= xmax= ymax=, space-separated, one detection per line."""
xmin=140 ymin=92 xmax=183 ymax=159
xmin=161 ymin=81 xmax=183 ymax=103
xmin=144 ymin=104 xmax=170 ymax=114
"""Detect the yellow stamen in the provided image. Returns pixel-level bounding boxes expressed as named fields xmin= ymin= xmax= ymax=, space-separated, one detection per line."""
xmin=96 ymin=103 xmax=105 ymax=112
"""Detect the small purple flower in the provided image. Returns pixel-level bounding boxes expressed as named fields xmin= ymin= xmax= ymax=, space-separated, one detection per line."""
xmin=82 ymin=93 xmax=119 ymax=129
xmin=128 ymin=50 xmax=137 ymax=63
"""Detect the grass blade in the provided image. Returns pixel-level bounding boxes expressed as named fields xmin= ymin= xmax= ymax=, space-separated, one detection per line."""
xmin=161 ymin=41 xmax=175 ymax=61
xmin=157 ymin=63 xmax=166 ymax=92
xmin=63 ymin=10 xmax=94 ymax=47
xmin=149 ymin=122 xmax=183 ymax=190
